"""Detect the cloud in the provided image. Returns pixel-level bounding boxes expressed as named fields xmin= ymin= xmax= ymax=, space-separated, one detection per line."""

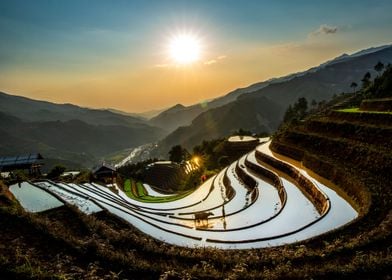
xmin=154 ymin=63 xmax=170 ymax=68
xmin=204 ymin=59 xmax=217 ymax=65
xmin=204 ymin=55 xmax=227 ymax=66
xmin=154 ymin=55 xmax=227 ymax=68
xmin=310 ymin=24 xmax=338 ymax=37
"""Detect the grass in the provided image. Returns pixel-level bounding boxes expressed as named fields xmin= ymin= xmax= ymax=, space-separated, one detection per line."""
xmin=336 ymin=108 xmax=392 ymax=114
xmin=123 ymin=179 xmax=194 ymax=203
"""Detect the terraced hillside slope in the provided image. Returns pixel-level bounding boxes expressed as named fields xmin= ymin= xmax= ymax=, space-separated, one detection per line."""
xmin=270 ymin=99 xmax=392 ymax=277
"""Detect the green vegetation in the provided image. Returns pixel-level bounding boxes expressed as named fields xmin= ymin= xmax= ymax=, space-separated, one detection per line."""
xmin=192 ymin=137 xmax=256 ymax=171
xmin=117 ymin=137 xmax=248 ymax=195
xmin=123 ymin=179 xmax=194 ymax=203
xmin=337 ymin=107 xmax=392 ymax=114
xmin=337 ymin=107 xmax=360 ymax=113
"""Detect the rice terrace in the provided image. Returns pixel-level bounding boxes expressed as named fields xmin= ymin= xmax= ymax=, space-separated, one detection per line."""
xmin=9 ymin=139 xmax=358 ymax=249
xmin=0 ymin=1 xmax=391 ymax=279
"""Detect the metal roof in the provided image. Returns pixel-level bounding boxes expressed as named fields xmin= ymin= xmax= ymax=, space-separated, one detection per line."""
xmin=93 ymin=163 xmax=116 ymax=174
xmin=0 ymin=153 xmax=44 ymax=168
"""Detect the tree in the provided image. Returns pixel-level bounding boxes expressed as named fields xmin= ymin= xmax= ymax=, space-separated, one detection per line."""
xmin=168 ymin=145 xmax=189 ymax=163
xmin=296 ymin=97 xmax=308 ymax=117
xmin=47 ymin=165 xmax=66 ymax=179
xmin=374 ymin=61 xmax=384 ymax=76
xmin=283 ymin=97 xmax=308 ymax=124
xmin=11 ymin=170 xmax=28 ymax=185
xmin=350 ymin=82 xmax=358 ymax=93
xmin=234 ymin=128 xmax=253 ymax=136
xmin=361 ymin=72 xmax=371 ymax=89
xmin=283 ymin=105 xmax=294 ymax=123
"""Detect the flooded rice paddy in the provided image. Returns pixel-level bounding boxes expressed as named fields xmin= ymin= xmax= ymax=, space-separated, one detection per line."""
xmin=10 ymin=142 xmax=358 ymax=249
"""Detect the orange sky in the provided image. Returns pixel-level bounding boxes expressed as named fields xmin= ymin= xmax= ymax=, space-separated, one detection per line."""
xmin=1 ymin=1 xmax=391 ymax=113
xmin=0 ymin=38 xmax=377 ymax=113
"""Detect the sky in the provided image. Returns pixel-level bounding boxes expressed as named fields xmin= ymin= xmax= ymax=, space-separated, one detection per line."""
xmin=0 ymin=0 xmax=391 ymax=113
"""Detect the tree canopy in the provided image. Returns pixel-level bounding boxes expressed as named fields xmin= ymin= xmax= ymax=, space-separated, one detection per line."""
xmin=283 ymin=97 xmax=309 ymax=124
xmin=374 ymin=61 xmax=385 ymax=75
xmin=168 ymin=145 xmax=189 ymax=163
xmin=46 ymin=165 xmax=66 ymax=179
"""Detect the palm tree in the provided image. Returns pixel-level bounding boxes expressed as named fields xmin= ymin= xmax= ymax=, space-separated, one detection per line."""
xmin=350 ymin=82 xmax=358 ymax=93
xmin=361 ymin=72 xmax=371 ymax=89
xmin=374 ymin=61 xmax=385 ymax=76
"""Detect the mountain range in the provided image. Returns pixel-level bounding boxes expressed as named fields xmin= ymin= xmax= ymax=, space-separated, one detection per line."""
xmin=0 ymin=93 xmax=165 ymax=170
xmin=1 ymin=44 xmax=391 ymax=168
xmin=150 ymin=44 xmax=392 ymax=133
xmin=151 ymin=44 xmax=392 ymax=156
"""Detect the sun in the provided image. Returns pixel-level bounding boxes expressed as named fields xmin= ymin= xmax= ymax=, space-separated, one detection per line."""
xmin=168 ymin=33 xmax=202 ymax=65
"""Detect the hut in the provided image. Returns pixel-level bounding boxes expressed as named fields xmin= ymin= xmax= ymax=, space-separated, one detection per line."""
xmin=93 ymin=163 xmax=116 ymax=184
xmin=226 ymin=136 xmax=260 ymax=156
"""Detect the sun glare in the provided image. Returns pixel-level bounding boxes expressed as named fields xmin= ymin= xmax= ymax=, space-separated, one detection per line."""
xmin=168 ymin=33 xmax=202 ymax=65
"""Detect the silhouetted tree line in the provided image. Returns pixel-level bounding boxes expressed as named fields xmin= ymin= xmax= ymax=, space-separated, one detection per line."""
xmin=168 ymin=145 xmax=190 ymax=163
xmin=283 ymin=97 xmax=309 ymax=124
xmin=363 ymin=62 xmax=392 ymax=99
xmin=350 ymin=61 xmax=388 ymax=92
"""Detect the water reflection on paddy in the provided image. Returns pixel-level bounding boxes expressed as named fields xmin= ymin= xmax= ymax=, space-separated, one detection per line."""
xmin=9 ymin=182 xmax=64 ymax=212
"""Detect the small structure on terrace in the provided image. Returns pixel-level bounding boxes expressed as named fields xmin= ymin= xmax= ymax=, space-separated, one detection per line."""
xmin=0 ymin=153 xmax=44 ymax=175
xmin=226 ymin=135 xmax=260 ymax=156
xmin=93 ymin=163 xmax=117 ymax=184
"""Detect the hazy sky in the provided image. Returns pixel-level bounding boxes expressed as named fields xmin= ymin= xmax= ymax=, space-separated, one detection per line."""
xmin=1 ymin=0 xmax=391 ymax=112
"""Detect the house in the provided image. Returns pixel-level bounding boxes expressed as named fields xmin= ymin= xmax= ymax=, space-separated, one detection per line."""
xmin=93 ymin=163 xmax=117 ymax=183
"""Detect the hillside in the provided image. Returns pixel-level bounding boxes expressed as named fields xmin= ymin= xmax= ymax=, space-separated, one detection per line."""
xmin=0 ymin=92 xmax=152 ymax=128
xmin=154 ymin=96 xmax=282 ymax=155
xmin=149 ymin=75 xmax=292 ymax=132
xmin=150 ymin=44 xmax=392 ymax=134
xmin=267 ymin=68 xmax=392 ymax=278
xmin=154 ymin=45 xmax=392 ymax=157
xmin=0 ymin=111 xmax=165 ymax=170
xmin=241 ymin=45 xmax=392 ymax=106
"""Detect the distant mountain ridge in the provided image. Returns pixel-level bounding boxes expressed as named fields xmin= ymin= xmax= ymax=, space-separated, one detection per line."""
xmin=0 ymin=92 xmax=165 ymax=169
xmin=152 ymin=44 xmax=392 ymax=157
xmin=106 ymin=107 xmax=168 ymax=120
xmin=153 ymin=96 xmax=283 ymax=155
xmin=0 ymin=92 xmax=156 ymax=128
xmin=149 ymin=78 xmax=288 ymax=132
xmin=149 ymin=44 xmax=392 ymax=133
xmin=240 ymin=45 xmax=392 ymax=106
